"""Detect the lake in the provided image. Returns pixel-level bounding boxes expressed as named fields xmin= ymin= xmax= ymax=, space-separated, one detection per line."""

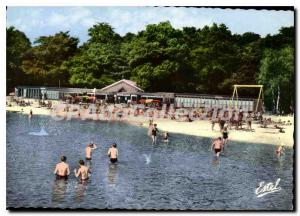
xmin=6 ymin=112 xmax=294 ymax=210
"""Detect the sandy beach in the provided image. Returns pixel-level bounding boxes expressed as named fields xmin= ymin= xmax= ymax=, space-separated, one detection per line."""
xmin=6 ymin=103 xmax=294 ymax=147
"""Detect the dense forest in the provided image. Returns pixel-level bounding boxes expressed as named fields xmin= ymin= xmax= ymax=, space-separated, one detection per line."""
xmin=6 ymin=22 xmax=294 ymax=113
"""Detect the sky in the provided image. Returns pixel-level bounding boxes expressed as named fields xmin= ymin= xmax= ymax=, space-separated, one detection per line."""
xmin=6 ymin=6 xmax=294 ymax=45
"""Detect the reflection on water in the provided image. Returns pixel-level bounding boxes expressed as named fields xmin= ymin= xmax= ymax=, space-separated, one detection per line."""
xmin=108 ymin=164 xmax=118 ymax=186
xmin=74 ymin=181 xmax=88 ymax=203
xmin=6 ymin=113 xmax=294 ymax=210
xmin=52 ymin=179 xmax=68 ymax=206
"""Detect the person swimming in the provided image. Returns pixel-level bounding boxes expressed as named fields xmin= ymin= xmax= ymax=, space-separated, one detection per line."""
xmin=85 ymin=142 xmax=97 ymax=160
xmin=53 ymin=156 xmax=70 ymax=180
xmin=211 ymin=137 xmax=223 ymax=157
xmin=74 ymin=159 xmax=91 ymax=182
xmin=107 ymin=143 xmax=118 ymax=164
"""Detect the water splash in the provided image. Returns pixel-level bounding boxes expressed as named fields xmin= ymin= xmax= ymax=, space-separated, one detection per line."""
xmin=142 ymin=154 xmax=151 ymax=165
xmin=29 ymin=128 xmax=49 ymax=136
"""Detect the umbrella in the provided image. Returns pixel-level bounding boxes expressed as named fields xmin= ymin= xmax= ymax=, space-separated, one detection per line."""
xmin=145 ymin=99 xmax=153 ymax=103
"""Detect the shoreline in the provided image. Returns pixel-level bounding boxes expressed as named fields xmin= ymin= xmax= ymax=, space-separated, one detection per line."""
xmin=6 ymin=105 xmax=294 ymax=147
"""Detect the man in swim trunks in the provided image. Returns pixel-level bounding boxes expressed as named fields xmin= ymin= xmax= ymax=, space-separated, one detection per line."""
xmin=54 ymin=156 xmax=70 ymax=180
xmin=85 ymin=142 xmax=97 ymax=160
xmin=107 ymin=143 xmax=118 ymax=163
xmin=74 ymin=159 xmax=91 ymax=182
xmin=211 ymin=137 xmax=223 ymax=157
xmin=151 ymin=124 xmax=159 ymax=144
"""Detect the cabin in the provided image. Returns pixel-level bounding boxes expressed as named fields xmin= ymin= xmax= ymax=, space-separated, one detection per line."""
xmin=14 ymin=79 xmax=262 ymax=112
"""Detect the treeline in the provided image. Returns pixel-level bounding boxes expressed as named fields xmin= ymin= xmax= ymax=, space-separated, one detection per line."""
xmin=6 ymin=22 xmax=294 ymax=113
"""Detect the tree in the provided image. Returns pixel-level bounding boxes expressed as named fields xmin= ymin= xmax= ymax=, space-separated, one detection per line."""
xmin=127 ymin=21 xmax=195 ymax=92
xmin=21 ymin=31 xmax=79 ymax=86
xmin=258 ymin=46 xmax=294 ymax=113
xmin=6 ymin=26 xmax=31 ymax=93
xmin=87 ymin=22 xmax=122 ymax=44
xmin=66 ymin=23 xmax=128 ymax=88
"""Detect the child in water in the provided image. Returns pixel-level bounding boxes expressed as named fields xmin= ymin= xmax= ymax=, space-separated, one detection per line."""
xmin=163 ymin=132 xmax=169 ymax=143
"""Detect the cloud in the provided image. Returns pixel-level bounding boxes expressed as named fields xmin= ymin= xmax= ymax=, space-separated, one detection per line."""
xmin=6 ymin=7 xmax=294 ymax=45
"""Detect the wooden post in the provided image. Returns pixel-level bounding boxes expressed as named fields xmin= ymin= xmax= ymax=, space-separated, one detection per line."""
xmin=255 ymin=86 xmax=263 ymax=113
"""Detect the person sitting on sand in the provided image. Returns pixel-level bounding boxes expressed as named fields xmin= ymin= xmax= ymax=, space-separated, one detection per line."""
xmin=211 ymin=137 xmax=223 ymax=157
xmin=151 ymin=124 xmax=159 ymax=144
xmin=74 ymin=159 xmax=91 ymax=182
xmin=163 ymin=132 xmax=169 ymax=143
xmin=108 ymin=143 xmax=118 ymax=163
xmin=54 ymin=156 xmax=70 ymax=180
xmin=85 ymin=142 xmax=97 ymax=161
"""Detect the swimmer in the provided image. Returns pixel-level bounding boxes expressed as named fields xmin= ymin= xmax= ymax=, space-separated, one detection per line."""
xmin=53 ymin=156 xmax=70 ymax=180
xmin=151 ymin=124 xmax=159 ymax=144
xmin=211 ymin=137 xmax=223 ymax=157
xmin=107 ymin=143 xmax=118 ymax=164
xmin=85 ymin=142 xmax=97 ymax=161
xmin=74 ymin=159 xmax=91 ymax=182
xmin=163 ymin=132 xmax=169 ymax=143
xmin=222 ymin=127 xmax=229 ymax=150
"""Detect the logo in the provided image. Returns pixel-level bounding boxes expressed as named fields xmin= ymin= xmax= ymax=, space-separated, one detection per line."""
xmin=255 ymin=178 xmax=281 ymax=198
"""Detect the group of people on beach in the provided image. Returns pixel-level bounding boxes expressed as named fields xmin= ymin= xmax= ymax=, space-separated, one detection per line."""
xmin=53 ymin=142 xmax=118 ymax=182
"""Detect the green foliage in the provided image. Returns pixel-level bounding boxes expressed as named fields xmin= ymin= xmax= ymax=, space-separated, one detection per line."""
xmin=21 ymin=31 xmax=79 ymax=86
xmin=7 ymin=23 xmax=294 ymax=113
xmin=6 ymin=26 xmax=31 ymax=93
xmin=258 ymin=46 xmax=294 ymax=113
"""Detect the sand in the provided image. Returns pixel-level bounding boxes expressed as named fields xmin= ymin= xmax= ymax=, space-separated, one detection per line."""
xmin=6 ymin=103 xmax=294 ymax=147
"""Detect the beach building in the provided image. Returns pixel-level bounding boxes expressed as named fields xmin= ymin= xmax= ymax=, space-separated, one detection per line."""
xmin=14 ymin=79 xmax=262 ymax=112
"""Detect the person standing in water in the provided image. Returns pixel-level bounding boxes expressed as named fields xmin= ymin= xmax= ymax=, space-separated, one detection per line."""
xmin=222 ymin=127 xmax=229 ymax=150
xmin=54 ymin=156 xmax=70 ymax=180
xmin=211 ymin=137 xmax=223 ymax=157
xmin=107 ymin=143 xmax=118 ymax=163
xmin=276 ymin=138 xmax=285 ymax=157
xmin=29 ymin=109 xmax=33 ymax=118
xmin=276 ymin=145 xmax=284 ymax=157
xmin=74 ymin=159 xmax=91 ymax=182
xmin=151 ymin=124 xmax=159 ymax=144
xmin=148 ymin=122 xmax=153 ymax=136
xmin=85 ymin=142 xmax=97 ymax=161
xmin=163 ymin=132 xmax=169 ymax=143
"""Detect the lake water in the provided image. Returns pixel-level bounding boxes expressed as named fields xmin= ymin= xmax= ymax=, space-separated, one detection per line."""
xmin=6 ymin=112 xmax=294 ymax=210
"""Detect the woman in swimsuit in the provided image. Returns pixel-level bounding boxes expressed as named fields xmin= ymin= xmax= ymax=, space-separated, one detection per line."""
xmin=222 ymin=127 xmax=229 ymax=150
